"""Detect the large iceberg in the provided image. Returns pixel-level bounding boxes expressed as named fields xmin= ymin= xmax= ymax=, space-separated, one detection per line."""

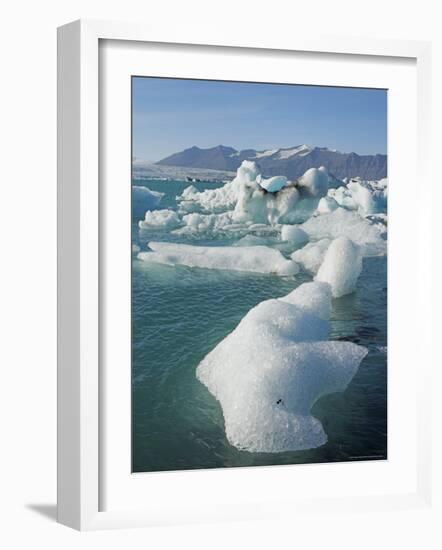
xmin=172 ymin=161 xmax=387 ymax=240
xmin=174 ymin=212 xmax=236 ymax=235
xmin=196 ymin=282 xmax=368 ymax=452
xmin=177 ymin=160 xmax=259 ymax=214
xmin=178 ymin=180 xmax=239 ymax=214
xmin=138 ymin=241 xmax=299 ymax=276
xmin=233 ymin=182 xmax=302 ymax=225
xmin=177 ymin=160 xmax=330 ymax=226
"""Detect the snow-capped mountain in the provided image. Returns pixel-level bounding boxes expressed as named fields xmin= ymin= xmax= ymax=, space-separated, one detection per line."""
xmin=156 ymin=144 xmax=387 ymax=180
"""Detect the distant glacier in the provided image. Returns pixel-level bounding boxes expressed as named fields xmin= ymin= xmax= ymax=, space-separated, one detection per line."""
xmin=153 ymin=144 xmax=387 ymax=181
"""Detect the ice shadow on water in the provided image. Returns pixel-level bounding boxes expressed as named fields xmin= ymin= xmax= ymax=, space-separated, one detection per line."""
xmin=26 ymin=503 xmax=57 ymax=522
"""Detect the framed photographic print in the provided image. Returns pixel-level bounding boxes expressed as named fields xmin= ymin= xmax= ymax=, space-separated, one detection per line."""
xmin=57 ymin=20 xmax=432 ymax=530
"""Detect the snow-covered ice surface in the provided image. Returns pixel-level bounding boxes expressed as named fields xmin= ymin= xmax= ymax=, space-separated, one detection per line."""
xmin=196 ymin=282 xmax=368 ymax=452
xmin=138 ymin=242 xmax=299 ymax=276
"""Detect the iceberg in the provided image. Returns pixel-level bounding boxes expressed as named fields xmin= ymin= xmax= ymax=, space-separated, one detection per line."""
xmin=256 ymin=174 xmax=288 ymax=192
xmin=317 ymin=196 xmax=339 ymax=214
xmin=291 ymin=238 xmax=331 ymax=274
xmin=138 ymin=209 xmax=181 ymax=230
xmin=315 ymin=236 xmax=362 ymax=297
xmin=176 ymin=212 xmax=237 ymax=235
xmin=177 ymin=161 xmax=332 ymax=227
xmin=327 ymin=178 xmax=387 ymax=216
xmin=297 ymin=167 xmax=329 ymax=198
xmin=138 ymin=242 xmax=300 ymax=276
xmin=177 ymin=160 xmax=259 ymax=214
xmin=179 ymin=184 xmax=199 ymax=200
xmin=233 ymin=183 xmax=302 ymax=225
xmin=237 ymin=159 xmax=260 ymax=183
xmin=196 ymin=282 xmax=368 ymax=452
xmin=301 ymin=207 xmax=387 ymax=256
xmin=178 ymin=180 xmax=239 ymax=214
xmin=280 ymin=225 xmax=309 ymax=246
xmin=327 ymin=186 xmax=358 ymax=211
xmin=132 ymin=185 xmax=164 ymax=217
xmin=346 ymin=180 xmax=384 ymax=216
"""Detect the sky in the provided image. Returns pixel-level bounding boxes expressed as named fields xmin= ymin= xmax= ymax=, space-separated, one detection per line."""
xmin=132 ymin=77 xmax=387 ymax=162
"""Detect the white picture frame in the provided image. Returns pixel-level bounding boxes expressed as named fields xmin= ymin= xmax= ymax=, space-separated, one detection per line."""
xmin=57 ymin=19 xmax=432 ymax=531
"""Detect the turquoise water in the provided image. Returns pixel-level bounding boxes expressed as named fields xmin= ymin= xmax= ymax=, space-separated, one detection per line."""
xmin=132 ymin=178 xmax=387 ymax=472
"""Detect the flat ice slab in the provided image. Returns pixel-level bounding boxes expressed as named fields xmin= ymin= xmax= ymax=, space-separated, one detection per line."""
xmin=138 ymin=242 xmax=299 ymax=276
xmin=197 ymin=282 xmax=368 ymax=452
xmin=257 ymin=175 xmax=288 ymax=192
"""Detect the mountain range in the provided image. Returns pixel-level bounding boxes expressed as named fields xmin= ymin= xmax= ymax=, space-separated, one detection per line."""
xmin=156 ymin=144 xmax=387 ymax=180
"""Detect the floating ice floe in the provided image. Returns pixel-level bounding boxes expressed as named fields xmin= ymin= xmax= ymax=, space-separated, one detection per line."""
xmin=297 ymin=167 xmax=329 ymax=198
xmin=177 ymin=160 xmax=327 ymax=226
xmin=196 ymin=281 xmax=368 ymax=452
xmin=301 ymin=207 xmax=387 ymax=256
xmin=178 ymin=180 xmax=239 ymax=214
xmin=327 ymin=177 xmax=387 ymax=217
xmin=315 ymin=236 xmax=362 ymax=297
xmin=138 ymin=242 xmax=300 ymax=276
xmin=132 ymin=186 xmax=164 ymax=217
xmin=174 ymin=212 xmax=236 ymax=235
xmin=346 ymin=179 xmax=387 ymax=216
xmin=177 ymin=160 xmax=259 ymax=215
xmin=138 ymin=209 xmax=181 ymax=230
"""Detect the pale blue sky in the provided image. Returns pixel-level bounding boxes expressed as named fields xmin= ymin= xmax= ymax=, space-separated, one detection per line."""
xmin=132 ymin=77 xmax=387 ymax=162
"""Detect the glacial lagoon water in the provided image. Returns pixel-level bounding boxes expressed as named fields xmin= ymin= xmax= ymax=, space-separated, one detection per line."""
xmin=132 ymin=178 xmax=387 ymax=472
